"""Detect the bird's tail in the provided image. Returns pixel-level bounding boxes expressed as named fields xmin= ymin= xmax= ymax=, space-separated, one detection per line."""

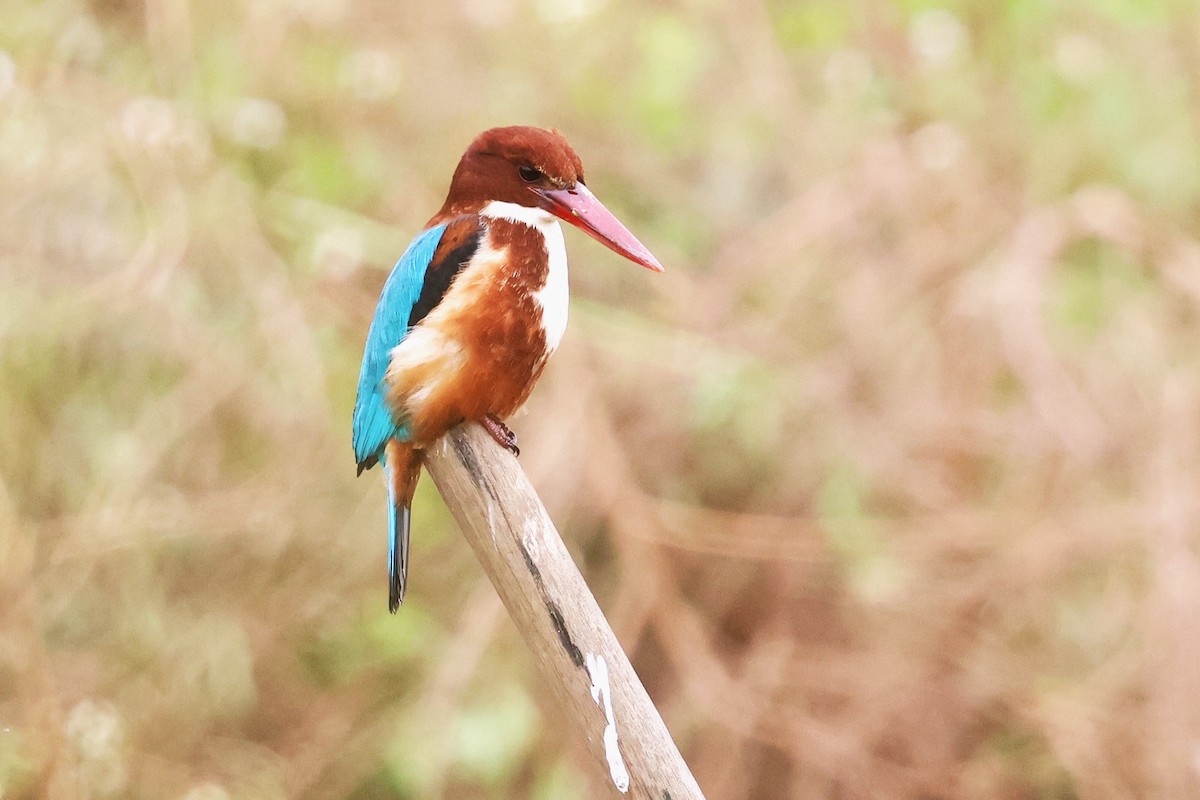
xmin=385 ymin=439 xmax=424 ymax=612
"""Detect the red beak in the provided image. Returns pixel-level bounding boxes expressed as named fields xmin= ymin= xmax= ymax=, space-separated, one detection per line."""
xmin=533 ymin=184 xmax=664 ymax=272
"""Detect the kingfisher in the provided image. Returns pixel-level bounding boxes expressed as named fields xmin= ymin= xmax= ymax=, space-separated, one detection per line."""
xmin=352 ymin=126 xmax=663 ymax=611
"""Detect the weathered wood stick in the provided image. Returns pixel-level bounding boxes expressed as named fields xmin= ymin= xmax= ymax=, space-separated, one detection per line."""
xmin=424 ymin=423 xmax=706 ymax=800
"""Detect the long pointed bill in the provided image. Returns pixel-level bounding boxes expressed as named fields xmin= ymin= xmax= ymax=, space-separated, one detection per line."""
xmin=534 ymin=184 xmax=665 ymax=272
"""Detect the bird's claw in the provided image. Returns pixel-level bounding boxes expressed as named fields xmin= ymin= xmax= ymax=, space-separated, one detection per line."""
xmin=482 ymin=415 xmax=520 ymax=456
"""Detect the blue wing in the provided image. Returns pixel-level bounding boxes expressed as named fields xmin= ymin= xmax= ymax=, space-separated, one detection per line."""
xmin=352 ymin=224 xmax=447 ymax=470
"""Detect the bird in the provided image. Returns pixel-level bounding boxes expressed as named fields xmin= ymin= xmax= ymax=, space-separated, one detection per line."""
xmin=352 ymin=126 xmax=663 ymax=612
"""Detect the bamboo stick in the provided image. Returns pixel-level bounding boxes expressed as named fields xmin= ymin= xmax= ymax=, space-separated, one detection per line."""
xmin=424 ymin=422 xmax=706 ymax=800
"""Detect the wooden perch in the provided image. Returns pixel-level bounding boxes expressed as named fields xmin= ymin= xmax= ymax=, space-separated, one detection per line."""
xmin=425 ymin=423 xmax=706 ymax=800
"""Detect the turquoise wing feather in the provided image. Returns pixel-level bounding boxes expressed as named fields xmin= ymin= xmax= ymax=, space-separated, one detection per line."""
xmin=352 ymin=223 xmax=447 ymax=470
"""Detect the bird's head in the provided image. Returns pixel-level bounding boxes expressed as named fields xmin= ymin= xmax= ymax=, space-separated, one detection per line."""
xmin=442 ymin=126 xmax=663 ymax=272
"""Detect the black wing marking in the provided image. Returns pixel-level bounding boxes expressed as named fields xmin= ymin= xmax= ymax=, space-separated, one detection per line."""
xmin=408 ymin=215 xmax=485 ymax=329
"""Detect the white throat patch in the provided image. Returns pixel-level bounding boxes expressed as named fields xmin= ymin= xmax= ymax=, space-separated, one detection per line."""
xmin=481 ymin=200 xmax=570 ymax=352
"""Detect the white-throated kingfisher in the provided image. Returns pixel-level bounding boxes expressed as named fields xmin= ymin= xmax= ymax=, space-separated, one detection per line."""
xmin=352 ymin=126 xmax=663 ymax=612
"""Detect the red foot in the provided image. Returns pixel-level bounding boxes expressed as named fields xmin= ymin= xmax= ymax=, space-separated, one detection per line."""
xmin=482 ymin=414 xmax=520 ymax=456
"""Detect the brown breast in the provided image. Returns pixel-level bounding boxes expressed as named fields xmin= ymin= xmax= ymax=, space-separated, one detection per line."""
xmin=385 ymin=217 xmax=553 ymax=445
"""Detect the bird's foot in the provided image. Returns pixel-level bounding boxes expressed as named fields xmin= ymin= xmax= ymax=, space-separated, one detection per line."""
xmin=482 ymin=414 xmax=520 ymax=456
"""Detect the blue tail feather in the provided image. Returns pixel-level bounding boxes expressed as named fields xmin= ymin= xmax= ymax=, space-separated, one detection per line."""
xmin=386 ymin=463 xmax=410 ymax=612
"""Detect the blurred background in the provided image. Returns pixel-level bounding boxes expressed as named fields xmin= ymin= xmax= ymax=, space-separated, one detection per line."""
xmin=3 ymin=1 xmax=1200 ymax=798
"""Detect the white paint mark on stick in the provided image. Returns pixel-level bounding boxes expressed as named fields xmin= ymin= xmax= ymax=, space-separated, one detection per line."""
xmin=485 ymin=495 xmax=496 ymax=541
xmin=586 ymin=652 xmax=630 ymax=793
xmin=523 ymin=516 xmax=541 ymax=562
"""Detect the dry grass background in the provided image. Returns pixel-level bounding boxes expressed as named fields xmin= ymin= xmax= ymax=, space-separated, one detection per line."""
xmin=3 ymin=1 xmax=1200 ymax=798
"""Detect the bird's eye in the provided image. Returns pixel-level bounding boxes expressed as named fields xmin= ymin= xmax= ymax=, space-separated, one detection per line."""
xmin=518 ymin=165 xmax=543 ymax=183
